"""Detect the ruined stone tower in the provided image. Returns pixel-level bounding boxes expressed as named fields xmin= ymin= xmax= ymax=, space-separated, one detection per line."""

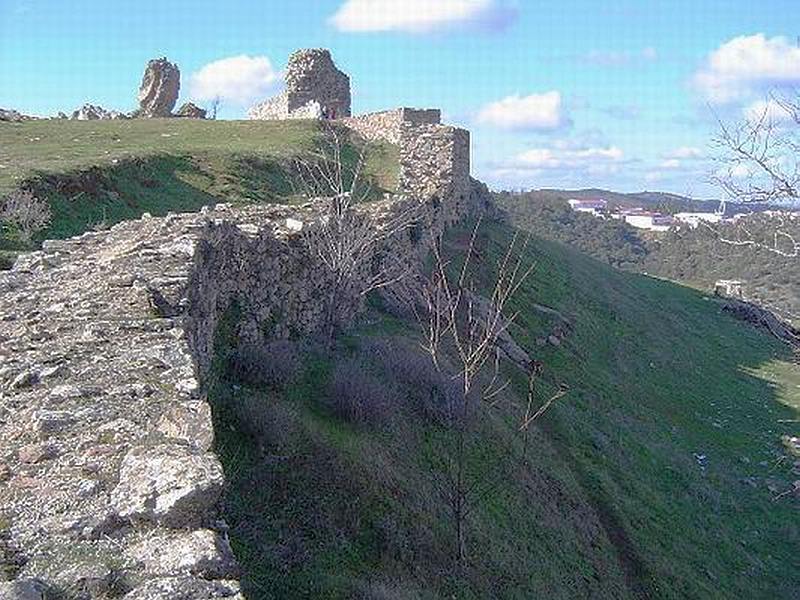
xmin=248 ymin=48 xmax=351 ymax=120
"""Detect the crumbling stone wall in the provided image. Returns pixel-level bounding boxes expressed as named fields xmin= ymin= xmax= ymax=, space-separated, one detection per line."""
xmin=249 ymin=49 xmax=351 ymax=120
xmin=340 ymin=108 xmax=441 ymax=145
xmin=0 ymin=101 xmax=482 ymax=597
xmin=0 ymin=212 xmax=245 ymax=599
xmin=399 ymin=123 xmax=472 ymax=225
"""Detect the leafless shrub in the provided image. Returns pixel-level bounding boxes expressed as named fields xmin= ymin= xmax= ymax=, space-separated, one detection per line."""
xmin=415 ymin=220 xmax=570 ymax=573
xmin=292 ymin=122 xmax=422 ymax=344
xmin=0 ymin=189 xmax=51 ymax=243
xmin=229 ymin=340 xmax=300 ymax=390
xmin=326 ymin=359 xmax=396 ymax=425
xmin=363 ymin=338 xmax=461 ymax=426
xmin=713 ymin=92 xmax=800 ymax=204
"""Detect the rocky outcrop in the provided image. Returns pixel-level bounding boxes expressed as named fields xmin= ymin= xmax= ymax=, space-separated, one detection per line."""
xmin=137 ymin=57 xmax=180 ymax=118
xmin=70 ymin=104 xmax=126 ymax=120
xmin=0 ymin=578 xmax=46 ymax=599
xmin=0 ymin=109 xmax=36 ymax=123
xmin=175 ymin=102 xmax=207 ymax=119
xmin=249 ymin=48 xmax=350 ymax=120
xmin=721 ymin=298 xmax=800 ymax=350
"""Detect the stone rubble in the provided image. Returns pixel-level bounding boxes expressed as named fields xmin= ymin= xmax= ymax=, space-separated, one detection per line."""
xmin=175 ymin=102 xmax=207 ymax=119
xmin=70 ymin=104 xmax=127 ymax=121
xmin=0 ymin=109 xmax=36 ymax=123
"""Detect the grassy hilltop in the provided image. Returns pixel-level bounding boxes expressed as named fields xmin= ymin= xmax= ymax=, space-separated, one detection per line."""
xmin=1 ymin=119 xmax=797 ymax=598
xmin=0 ymin=119 xmax=398 ymax=266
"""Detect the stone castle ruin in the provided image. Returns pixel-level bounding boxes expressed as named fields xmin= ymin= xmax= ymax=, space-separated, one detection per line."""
xmin=0 ymin=49 xmax=488 ymax=598
xmin=248 ymin=48 xmax=351 ymax=120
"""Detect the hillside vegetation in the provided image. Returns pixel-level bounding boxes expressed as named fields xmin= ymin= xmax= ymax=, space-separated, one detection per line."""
xmin=497 ymin=192 xmax=800 ymax=322
xmin=209 ymin=221 xmax=798 ymax=599
xmin=0 ymin=119 xmax=398 ymax=267
xmin=2 ymin=120 xmax=796 ymax=598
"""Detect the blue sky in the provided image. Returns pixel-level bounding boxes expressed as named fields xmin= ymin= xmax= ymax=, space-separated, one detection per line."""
xmin=2 ymin=0 xmax=799 ymax=197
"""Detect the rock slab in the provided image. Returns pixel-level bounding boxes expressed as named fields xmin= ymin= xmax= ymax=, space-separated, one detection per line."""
xmin=137 ymin=57 xmax=180 ymax=118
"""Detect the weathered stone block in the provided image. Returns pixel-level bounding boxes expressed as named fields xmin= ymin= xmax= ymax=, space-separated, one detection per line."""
xmin=111 ymin=443 xmax=224 ymax=528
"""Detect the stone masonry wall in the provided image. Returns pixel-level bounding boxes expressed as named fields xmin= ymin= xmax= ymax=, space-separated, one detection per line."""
xmin=0 ymin=107 xmax=479 ymax=598
xmin=0 ymin=199 xmax=429 ymax=599
xmin=340 ymin=108 xmax=441 ymax=145
xmin=399 ymin=123 xmax=472 ymax=225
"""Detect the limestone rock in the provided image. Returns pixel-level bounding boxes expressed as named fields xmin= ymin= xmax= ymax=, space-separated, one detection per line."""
xmin=0 ymin=579 xmax=47 ymax=600
xmin=122 ymin=576 xmax=242 ymax=600
xmin=18 ymin=443 xmax=57 ymax=464
xmin=126 ymin=529 xmax=239 ymax=579
xmin=0 ymin=108 xmax=32 ymax=122
xmin=156 ymin=401 xmax=214 ymax=451
xmin=137 ymin=57 xmax=180 ymax=118
xmin=111 ymin=442 xmax=224 ymax=527
xmin=70 ymin=104 xmax=125 ymax=120
xmin=175 ymin=102 xmax=207 ymax=119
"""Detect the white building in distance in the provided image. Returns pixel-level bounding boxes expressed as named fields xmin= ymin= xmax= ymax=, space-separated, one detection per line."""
xmin=567 ymin=198 xmax=607 ymax=216
xmin=673 ymin=212 xmax=723 ymax=228
xmin=621 ymin=210 xmax=674 ymax=232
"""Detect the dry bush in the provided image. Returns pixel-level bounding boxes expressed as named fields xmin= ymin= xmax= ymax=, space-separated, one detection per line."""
xmin=0 ymin=189 xmax=52 ymax=243
xmin=229 ymin=340 xmax=300 ymax=390
xmin=363 ymin=338 xmax=461 ymax=426
xmin=326 ymin=358 xmax=396 ymax=425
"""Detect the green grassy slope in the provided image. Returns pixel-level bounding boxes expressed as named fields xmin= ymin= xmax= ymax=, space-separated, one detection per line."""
xmin=209 ymin=222 xmax=799 ymax=599
xmin=0 ymin=119 xmax=398 ymax=266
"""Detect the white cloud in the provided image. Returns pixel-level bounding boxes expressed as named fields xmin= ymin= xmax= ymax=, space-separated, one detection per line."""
xmin=330 ymin=0 xmax=516 ymax=33
xmin=665 ymin=146 xmax=704 ymax=159
xmin=660 ymin=159 xmax=682 ymax=169
xmin=743 ymin=98 xmax=793 ymax=124
xmin=514 ymin=145 xmax=624 ymax=170
xmin=476 ymin=91 xmax=571 ymax=131
xmin=693 ymin=34 xmax=800 ymax=103
xmin=190 ymin=55 xmax=280 ymax=106
xmin=488 ymin=143 xmax=627 ymax=188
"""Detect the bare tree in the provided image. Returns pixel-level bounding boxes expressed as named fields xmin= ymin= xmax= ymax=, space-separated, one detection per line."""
xmin=295 ymin=122 xmax=422 ymax=344
xmin=416 ymin=219 xmax=568 ymax=574
xmin=713 ymin=92 xmax=800 ymax=204
xmin=209 ymin=96 xmax=221 ymax=120
xmin=710 ymin=92 xmax=800 ymax=256
xmin=698 ymin=213 xmax=799 ymax=258
xmin=0 ymin=189 xmax=52 ymax=243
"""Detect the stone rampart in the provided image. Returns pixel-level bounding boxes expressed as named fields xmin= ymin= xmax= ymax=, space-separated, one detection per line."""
xmin=340 ymin=108 xmax=441 ymax=145
xmin=0 ymin=104 xmax=485 ymax=598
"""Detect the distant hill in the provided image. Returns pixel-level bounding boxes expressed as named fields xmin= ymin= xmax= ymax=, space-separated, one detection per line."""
xmin=528 ymin=188 xmax=772 ymax=216
xmin=497 ymin=191 xmax=800 ymax=323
